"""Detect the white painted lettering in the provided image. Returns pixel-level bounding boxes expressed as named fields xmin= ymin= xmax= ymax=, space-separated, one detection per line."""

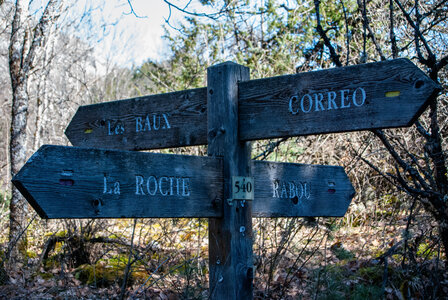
xmin=108 ymin=121 xmax=114 ymax=136
xmin=314 ymin=93 xmax=325 ymax=111
xmin=272 ymin=180 xmax=280 ymax=198
xmin=271 ymin=179 xmax=311 ymax=200
xmin=135 ymin=113 xmax=172 ymax=133
xmin=300 ymin=94 xmax=313 ymax=113
xmin=280 ymin=182 xmax=288 ymax=198
xmin=162 ymin=113 xmax=171 ymax=129
xmin=153 ymin=114 xmax=160 ymax=130
xmin=135 ymin=175 xmax=145 ymax=195
xmin=288 ymin=96 xmax=299 ymax=115
xmin=135 ymin=175 xmax=191 ymax=197
xmin=288 ymin=182 xmax=296 ymax=198
xmin=159 ymin=177 xmax=168 ymax=196
xmin=113 ymin=181 xmax=120 ymax=194
xmin=182 ymin=178 xmax=191 ymax=196
xmin=103 ymin=176 xmax=120 ymax=194
xmin=143 ymin=115 xmax=151 ymax=131
xmin=103 ymin=176 xmax=109 ymax=194
xmin=169 ymin=177 xmax=174 ymax=196
xmin=136 ymin=117 xmax=143 ymax=132
xmin=176 ymin=178 xmax=181 ymax=195
xmin=340 ymin=89 xmax=351 ymax=108
xmin=296 ymin=182 xmax=303 ymax=198
xmin=304 ymin=182 xmax=311 ymax=199
xmin=147 ymin=176 xmax=157 ymax=196
xmin=288 ymin=87 xmax=366 ymax=115
xmin=352 ymin=87 xmax=366 ymax=107
xmin=327 ymin=91 xmax=338 ymax=110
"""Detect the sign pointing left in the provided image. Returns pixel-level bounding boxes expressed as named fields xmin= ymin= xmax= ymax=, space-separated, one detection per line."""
xmin=65 ymin=88 xmax=208 ymax=151
xmin=12 ymin=145 xmax=223 ymax=219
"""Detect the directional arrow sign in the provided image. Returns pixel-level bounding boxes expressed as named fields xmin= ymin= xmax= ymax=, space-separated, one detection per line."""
xmin=252 ymin=161 xmax=354 ymax=217
xmin=66 ymin=59 xmax=439 ymax=150
xmin=12 ymin=145 xmax=223 ymax=219
xmin=238 ymin=58 xmax=440 ymax=140
xmin=65 ymin=88 xmax=208 ymax=151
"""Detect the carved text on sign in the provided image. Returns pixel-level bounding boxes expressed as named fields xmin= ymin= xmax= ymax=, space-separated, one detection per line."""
xmin=136 ymin=113 xmax=171 ymax=132
xmin=288 ymin=87 xmax=366 ymax=114
xmin=272 ymin=179 xmax=311 ymax=200
xmin=103 ymin=176 xmax=120 ymax=194
xmin=135 ymin=175 xmax=191 ymax=197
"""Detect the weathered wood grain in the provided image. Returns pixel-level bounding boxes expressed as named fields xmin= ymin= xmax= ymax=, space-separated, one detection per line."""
xmin=239 ymin=58 xmax=440 ymax=140
xmin=12 ymin=145 xmax=223 ymax=219
xmin=65 ymin=88 xmax=208 ymax=150
xmin=207 ymin=62 xmax=253 ymax=299
xmin=252 ymin=161 xmax=355 ymax=217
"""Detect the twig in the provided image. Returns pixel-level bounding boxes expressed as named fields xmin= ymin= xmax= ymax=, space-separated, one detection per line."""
xmin=4 ymin=213 xmax=37 ymax=262
xmin=119 ymin=218 xmax=138 ymax=300
xmin=131 ymin=256 xmax=170 ymax=299
xmin=389 ymin=0 xmax=399 ymax=58
xmin=253 ymin=137 xmax=288 ymax=160
xmin=394 ymin=0 xmax=435 ymax=65
xmin=357 ymin=0 xmax=386 ymax=60
xmin=372 ymin=129 xmax=432 ymax=193
xmin=314 ymin=0 xmax=342 ymax=67
xmin=125 ymin=0 xmax=147 ymax=18
xmin=340 ymin=0 xmax=350 ymax=65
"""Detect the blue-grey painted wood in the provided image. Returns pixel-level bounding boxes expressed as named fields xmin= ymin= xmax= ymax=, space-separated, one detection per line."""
xmin=207 ymin=62 xmax=253 ymax=299
xmin=252 ymin=160 xmax=355 ymax=217
xmin=65 ymin=88 xmax=208 ymax=150
xmin=239 ymin=59 xmax=440 ymax=141
xmin=12 ymin=145 xmax=223 ymax=219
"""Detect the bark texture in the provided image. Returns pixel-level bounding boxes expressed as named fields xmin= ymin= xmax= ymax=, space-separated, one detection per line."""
xmin=8 ymin=0 xmax=62 ymax=259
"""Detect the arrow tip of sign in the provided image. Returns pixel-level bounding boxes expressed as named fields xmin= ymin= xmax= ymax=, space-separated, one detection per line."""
xmin=11 ymin=177 xmax=49 ymax=219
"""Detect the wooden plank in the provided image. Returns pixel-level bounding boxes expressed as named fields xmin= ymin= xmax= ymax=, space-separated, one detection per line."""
xmin=207 ymin=62 xmax=253 ymax=299
xmin=12 ymin=145 xmax=223 ymax=219
xmin=252 ymin=161 xmax=355 ymax=217
xmin=239 ymin=59 xmax=441 ymax=140
xmin=65 ymin=88 xmax=208 ymax=150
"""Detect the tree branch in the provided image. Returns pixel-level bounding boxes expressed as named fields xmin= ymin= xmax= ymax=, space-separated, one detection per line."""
xmin=372 ymin=129 xmax=432 ymax=193
xmin=394 ymin=0 xmax=435 ymax=66
xmin=24 ymin=0 xmax=63 ymax=74
xmin=314 ymin=0 xmax=342 ymax=67
xmin=389 ymin=0 xmax=399 ymax=58
xmin=357 ymin=0 xmax=386 ymax=61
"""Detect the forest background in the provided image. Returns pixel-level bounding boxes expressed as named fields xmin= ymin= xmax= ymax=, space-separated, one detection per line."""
xmin=0 ymin=0 xmax=447 ymax=298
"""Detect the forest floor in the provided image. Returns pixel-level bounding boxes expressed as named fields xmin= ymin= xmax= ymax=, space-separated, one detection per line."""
xmin=0 ymin=216 xmax=447 ymax=299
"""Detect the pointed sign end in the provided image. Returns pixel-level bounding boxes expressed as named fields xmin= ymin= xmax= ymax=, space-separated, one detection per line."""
xmin=11 ymin=177 xmax=49 ymax=219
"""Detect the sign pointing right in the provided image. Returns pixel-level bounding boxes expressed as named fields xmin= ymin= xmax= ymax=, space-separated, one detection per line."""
xmin=238 ymin=58 xmax=441 ymax=141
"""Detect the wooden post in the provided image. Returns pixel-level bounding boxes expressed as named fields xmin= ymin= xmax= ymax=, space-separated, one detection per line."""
xmin=207 ymin=62 xmax=253 ymax=299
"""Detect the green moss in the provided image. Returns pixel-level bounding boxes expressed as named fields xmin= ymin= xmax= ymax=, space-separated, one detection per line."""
xmin=417 ymin=242 xmax=438 ymax=259
xmin=38 ymin=272 xmax=54 ymax=280
xmin=330 ymin=243 xmax=354 ymax=261
xmin=75 ymin=262 xmax=123 ymax=287
xmin=358 ymin=266 xmax=383 ymax=284
xmin=74 ymin=257 xmax=148 ymax=287
xmin=26 ymin=250 xmax=38 ymax=258
xmin=44 ymin=255 xmax=61 ymax=270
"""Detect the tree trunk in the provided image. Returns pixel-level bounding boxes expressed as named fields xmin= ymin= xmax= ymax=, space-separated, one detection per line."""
xmin=8 ymin=0 xmax=62 ymax=260
xmin=8 ymin=82 xmax=30 ymax=253
xmin=8 ymin=0 xmax=31 ymax=259
xmin=438 ymin=219 xmax=448 ymax=260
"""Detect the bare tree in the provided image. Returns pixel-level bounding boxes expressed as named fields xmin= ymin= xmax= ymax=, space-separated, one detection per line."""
xmin=8 ymin=0 xmax=64 ymax=259
xmin=314 ymin=0 xmax=448 ymax=259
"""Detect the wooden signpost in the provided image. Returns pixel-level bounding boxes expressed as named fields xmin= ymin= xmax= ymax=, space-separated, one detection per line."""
xmin=13 ymin=58 xmax=439 ymax=299
xmin=12 ymin=145 xmax=223 ymax=219
xmin=65 ymin=88 xmax=208 ymax=150
xmin=12 ymin=146 xmax=354 ymax=219
xmin=65 ymin=59 xmax=439 ymax=150
xmin=238 ymin=58 xmax=439 ymax=140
